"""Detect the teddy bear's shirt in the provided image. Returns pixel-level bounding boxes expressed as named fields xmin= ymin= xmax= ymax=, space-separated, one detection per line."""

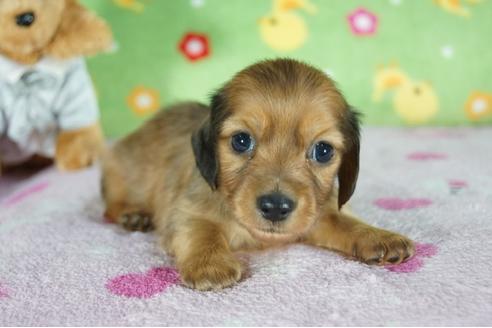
xmin=0 ymin=55 xmax=99 ymax=165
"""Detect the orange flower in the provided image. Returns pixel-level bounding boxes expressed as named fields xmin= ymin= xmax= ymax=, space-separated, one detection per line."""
xmin=113 ymin=0 xmax=144 ymax=13
xmin=127 ymin=86 xmax=160 ymax=116
xmin=465 ymin=91 xmax=492 ymax=121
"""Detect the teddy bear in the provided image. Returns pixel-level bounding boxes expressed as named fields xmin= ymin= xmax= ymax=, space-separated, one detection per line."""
xmin=0 ymin=0 xmax=113 ymax=175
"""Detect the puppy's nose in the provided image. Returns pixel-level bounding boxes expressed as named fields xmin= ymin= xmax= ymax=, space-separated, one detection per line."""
xmin=257 ymin=193 xmax=295 ymax=222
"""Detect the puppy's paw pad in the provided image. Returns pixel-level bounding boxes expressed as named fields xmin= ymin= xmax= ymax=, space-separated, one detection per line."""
xmin=118 ymin=212 xmax=154 ymax=232
xmin=180 ymin=255 xmax=242 ymax=291
xmin=353 ymin=230 xmax=415 ymax=265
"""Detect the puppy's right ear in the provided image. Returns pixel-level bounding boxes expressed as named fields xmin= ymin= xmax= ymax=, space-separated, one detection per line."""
xmin=191 ymin=89 xmax=229 ymax=190
xmin=192 ymin=120 xmax=218 ymax=189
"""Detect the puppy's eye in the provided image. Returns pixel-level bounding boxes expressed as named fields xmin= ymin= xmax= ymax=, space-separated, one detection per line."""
xmin=231 ymin=132 xmax=254 ymax=154
xmin=310 ymin=141 xmax=334 ymax=164
xmin=16 ymin=12 xmax=36 ymax=27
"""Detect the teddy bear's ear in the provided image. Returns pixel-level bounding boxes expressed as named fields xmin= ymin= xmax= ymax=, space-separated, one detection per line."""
xmin=45 ymin=0 xmax=113 ymax=59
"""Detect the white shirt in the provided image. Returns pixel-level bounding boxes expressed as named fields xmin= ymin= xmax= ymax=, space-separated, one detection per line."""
xmin=0 ymin=55 xmax=99 ymax=165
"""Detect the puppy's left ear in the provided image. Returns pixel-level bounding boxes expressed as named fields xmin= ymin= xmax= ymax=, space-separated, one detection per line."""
xmin=46 ymin=0 xmax=113 ymax=59
xmin=337 ymin=107 xmax=361 ymax=209
xmin=191 ymin=89 xmax=229 ymax=190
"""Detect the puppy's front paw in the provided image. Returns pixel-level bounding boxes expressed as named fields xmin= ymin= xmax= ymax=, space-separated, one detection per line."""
xmin=352 ymin=228 xmax=415 ymax=265
xmin=179 ymin=253 xmax=242 ymax=291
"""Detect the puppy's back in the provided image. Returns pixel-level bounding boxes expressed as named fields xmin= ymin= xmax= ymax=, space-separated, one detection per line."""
xmin=113 ymin=102 xmax=208 ymax=160
xmin=102 ymin=102 xmax=209 ymax=216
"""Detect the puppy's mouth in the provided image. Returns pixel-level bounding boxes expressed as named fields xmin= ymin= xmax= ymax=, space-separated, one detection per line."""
xmin=247 ymin=226 xmax=299 ymax=243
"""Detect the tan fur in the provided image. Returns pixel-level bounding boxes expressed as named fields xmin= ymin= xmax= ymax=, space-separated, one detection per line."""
xmin=102 ymin=59 xmax=415 ymax=291
xmin=0 ymin=0 xmax=113 ymax=64
xmin=0 ymin=0 xmax=112 ymax=173
xmin=56 ymin=124 xmax=104 ymax=171
xmin=305 ymin=200 xmax=414 ymax=265
xmin=45 ymin=0 xmax=113 ymax=60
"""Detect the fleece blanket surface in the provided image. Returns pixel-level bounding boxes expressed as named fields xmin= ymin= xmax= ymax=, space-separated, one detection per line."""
xmin=1 ymin=127 xmax=492 ymax=326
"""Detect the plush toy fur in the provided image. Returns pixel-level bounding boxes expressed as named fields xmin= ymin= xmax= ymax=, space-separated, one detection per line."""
xmin=0 ymin=0 xmax=112 ymax=174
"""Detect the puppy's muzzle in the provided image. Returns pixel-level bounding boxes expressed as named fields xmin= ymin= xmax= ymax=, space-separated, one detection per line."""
xmin=256 ymin=192 xmax=296 ymax=222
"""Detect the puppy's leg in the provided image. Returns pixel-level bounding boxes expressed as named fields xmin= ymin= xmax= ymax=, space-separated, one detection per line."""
xmin=169 ymin=218 xmax=241 ymax=291
xmin=306 ymin=209 xmax=414 ymax=265
xmin=101 ymin=155 xmax=153 ymax=232
xmin=117 ymin=211 xmax=154 ymax=232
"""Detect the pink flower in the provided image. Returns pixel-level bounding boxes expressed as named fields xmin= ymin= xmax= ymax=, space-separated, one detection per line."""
xmin=178 ymin=32 xmax=210 ymax=61
xmin=347 ymin=7 xmax=378 ymax=36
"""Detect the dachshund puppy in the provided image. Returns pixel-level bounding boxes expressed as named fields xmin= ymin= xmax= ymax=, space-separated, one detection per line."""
xmin=102 ymin=59 xmax=415 ymax=290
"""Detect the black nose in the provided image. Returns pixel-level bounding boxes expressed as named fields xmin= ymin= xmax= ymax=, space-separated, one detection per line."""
xmin=16 ymin=12 xmax=36 ymax=27
xmin=257 ymin=193 xmax=295 ymax=222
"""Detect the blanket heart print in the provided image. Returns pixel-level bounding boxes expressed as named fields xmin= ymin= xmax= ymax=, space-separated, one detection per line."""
xmin=103 ymin=241 xmax=437 ymax=299
xmin=106 ymin=267 xmax=180 ymax=298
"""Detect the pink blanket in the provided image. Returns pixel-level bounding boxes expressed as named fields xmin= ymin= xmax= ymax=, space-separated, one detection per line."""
xmin=1 ymin=127 xmax=491 ymax=325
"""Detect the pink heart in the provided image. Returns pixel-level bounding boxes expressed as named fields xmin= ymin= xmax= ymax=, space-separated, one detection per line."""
xmin=0 ymin=283 xmax=9 ymax=298
xmin=407 ymin=152 xmax=448 ymax=161
xmin=2 ymin=181 xmax=50 ymax=207
xmin=374 ymin=198 xmax=433 ymax=211
xmin=106 ymin=267 xmax=180 ymax=298
xmin=386 ymin=243 xmax=437 ymax=273
xmin=448 ymin=179 xmax=468 ymax=188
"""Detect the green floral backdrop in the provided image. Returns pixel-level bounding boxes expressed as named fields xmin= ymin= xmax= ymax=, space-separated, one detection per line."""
xmin=81 ymin=0 xmax=492 ymax=137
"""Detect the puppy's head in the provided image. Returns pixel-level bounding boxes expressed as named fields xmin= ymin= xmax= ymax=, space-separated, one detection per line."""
xmin=192 ymin=59 xmax=360 ymax=242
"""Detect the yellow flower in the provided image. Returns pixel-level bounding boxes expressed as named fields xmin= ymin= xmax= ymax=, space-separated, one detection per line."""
xmin=465 ymin=91 xmax=492 ymax=121
xmin=113 ymin=0 xmax=144 ymax=13
xmin=127 ymin=86 xmax=160 ymax=116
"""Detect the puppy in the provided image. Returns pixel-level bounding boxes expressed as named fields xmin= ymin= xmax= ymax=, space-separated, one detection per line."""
xmin=102 ymin=59 xmax=415 ymax=291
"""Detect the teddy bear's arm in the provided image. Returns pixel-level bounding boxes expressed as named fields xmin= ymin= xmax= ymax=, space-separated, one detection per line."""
xmin=53 ymin=58 xmax=104 ymax=171
xmin=55 ymin=124 xmax=103 ymax=171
